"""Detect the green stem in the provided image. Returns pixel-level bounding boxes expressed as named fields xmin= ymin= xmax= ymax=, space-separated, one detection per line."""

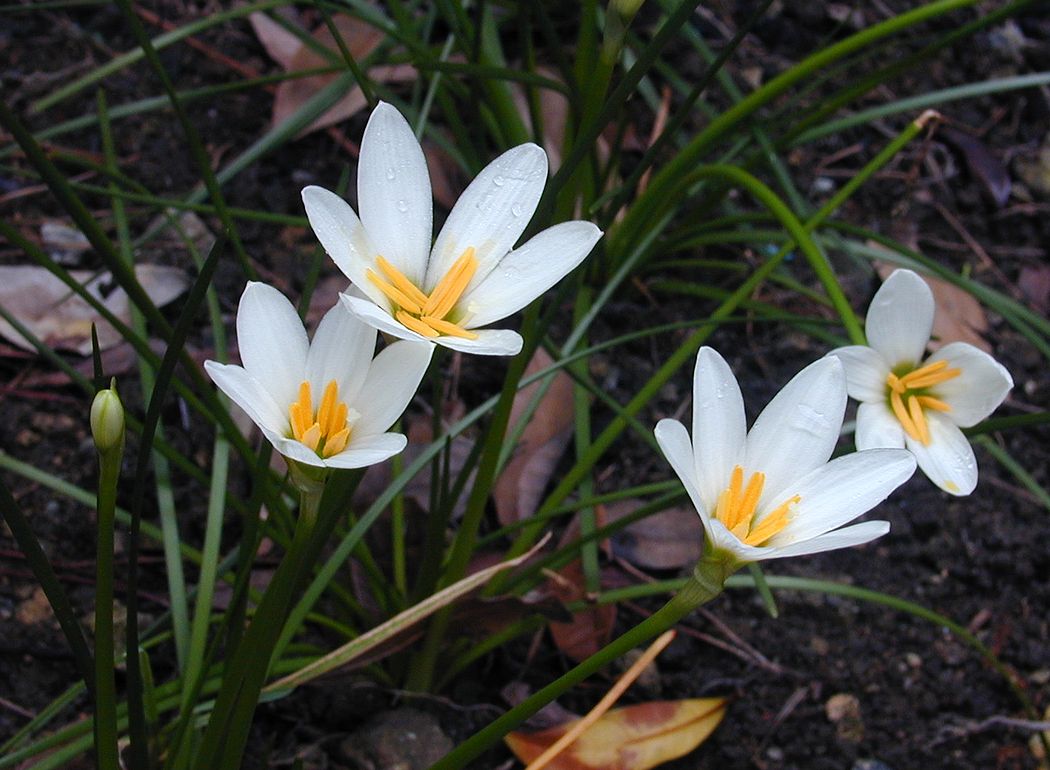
xmin=431 ymin=551 xmax=731 ymax=768
xmin=194 ymin=472 xmax=323 ymax=769
xmin=94 ymin=444 xmax=122 ymax=769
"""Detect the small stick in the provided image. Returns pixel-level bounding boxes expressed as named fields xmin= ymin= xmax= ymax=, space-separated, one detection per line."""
xmin=524 ymin=629 xmax=677 ymax=770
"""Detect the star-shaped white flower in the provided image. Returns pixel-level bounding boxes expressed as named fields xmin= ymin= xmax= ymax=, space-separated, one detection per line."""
xmin=828 ymin=269 xmax=1013 ymax=496
xmin=655 ymin=348 xmax=916 ymax=566
xmin=302 ymin=102 xmax=603 ymax=356
xmin=204 ymin=282 xmax=433 ymax=470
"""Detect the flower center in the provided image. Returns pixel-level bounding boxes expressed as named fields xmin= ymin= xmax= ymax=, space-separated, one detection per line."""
xmin=366 ymin=249 xmax=479 ymax=340
xmin=715 ymin=465 xmax=799 ymax=547
xmin=288 ymin=379 xmax=356 ymax=458
xmin=885 ymin=360 xmax=960 ymax=446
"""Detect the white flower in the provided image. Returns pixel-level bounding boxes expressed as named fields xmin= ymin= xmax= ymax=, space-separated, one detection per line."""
xmin=204 ymin=282 xmax=432 ymax=470
xmin=828 ymin=269 xmax=1013 ymax=496
xmin=655 ymin=348 xmax=916 ymax=565
xmin=302 ymin=102 xmax=603 ymax=356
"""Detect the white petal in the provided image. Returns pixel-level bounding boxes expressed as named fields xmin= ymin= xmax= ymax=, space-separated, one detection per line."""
xmin=826 ymin=345 xmax=888 ymax=403
xmin=745 ymin=357 xmax=846 ymax=508
xmin=926 ymin=342 xmax=1013 ymax=427
xmin=236 ymin=282 xmax=308 ymax=408
xmin=690 ymin=347 xmax=746 ymax=511
xmin=906 ymin=412 xmax=978 ymax=496
xmin=341 ymin=293 xmax=433 ymax=344
xmin=427 ymin=143 xmax=548 ymax=292
xmin=305 ymin=300 xmax=378 ymax=404
xmin=760 ymin=520 xmax=889 ymax=560
xmin=855 ymin=401 xmax=905 ymax=450
xmin=351 ymin=340 xmax=433 ymax=437
xmin=654 ymin=419 xmax=711 ymax=536
xmin=462 ymin=221 xmax=601 ymax=328
xmin=358 ymin=102 xmax=432 ymax=286
xmin=770 ymin=449 xmax=914 ymax=545
xmin=302 ymin=186 xmax=388 ymax=310
xmin=204 ymin=361 xmax=286 ymax=435
xmin=326 ymin=432 xmax=407 ymax=468
xmin=865 ymin=269 xmax=933 ymax=368
xmin=435 ymin=328 xmax=523 ymax=356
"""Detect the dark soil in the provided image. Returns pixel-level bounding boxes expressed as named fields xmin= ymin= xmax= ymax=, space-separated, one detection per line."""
xmin=1 ymin=2 xmax=1047 ymax=769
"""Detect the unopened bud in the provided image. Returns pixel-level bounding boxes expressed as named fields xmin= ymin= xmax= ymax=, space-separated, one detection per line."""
xmin=90 ymin=382 xmax=125 ymax=453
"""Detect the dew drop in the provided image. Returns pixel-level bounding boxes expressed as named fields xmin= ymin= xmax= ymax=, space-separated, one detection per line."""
xmin=510 ymin=204 xmax=523 ymax=217
xmin=396 ymin=199 xmax=408 ymax=213
xmin=493 ymin=175 xmax=505 ymax=187
xmin=386 ymin=167 xmax=396 ymax=181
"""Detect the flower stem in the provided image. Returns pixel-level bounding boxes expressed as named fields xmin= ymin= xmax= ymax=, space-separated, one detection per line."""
xmin=93 ymin=443 xmax=122 ymax=769
xmin=194 ymin=472 xmax=323 ymax=770
xmin=430 ymin=552 xmax=731 ymax=769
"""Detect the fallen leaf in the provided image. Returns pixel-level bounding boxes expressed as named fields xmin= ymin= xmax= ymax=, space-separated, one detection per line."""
xmin=608 ymin=501 xmax=702 ymax=570
xmin=252 ymin=11 xmax=417 ymax=137
xmin=940 ymin=126 xmax=1011 ymax=207
xmin=548 ymin=560 xmax=616 ymax=662
xmin=40 ymin=219 xmax=90 ymax=265
xmin=874 ymin=261 xmax=990 ymax=352
xmin=494 ymin=348 xmax=575 ymax=525
xmin=505 ymin=698 xmax=727 ymax=770
xmin=0 ymin=264 xmax=189 ymax=355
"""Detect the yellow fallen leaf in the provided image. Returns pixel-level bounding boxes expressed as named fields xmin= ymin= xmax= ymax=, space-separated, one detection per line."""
xmin=506 ymin=698 xmax=727 ymax=770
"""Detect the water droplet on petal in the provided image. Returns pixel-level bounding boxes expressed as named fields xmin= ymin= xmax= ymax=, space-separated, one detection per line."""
xmin=386 ymin=167 xmax=396 ymax=181
xmin=510 ymin=204 xmax=522 ymax=217
xmin=396 ymin=199 xmax=408 ymax=212
xmin=493 ymin=175 xmax=505 ymax=187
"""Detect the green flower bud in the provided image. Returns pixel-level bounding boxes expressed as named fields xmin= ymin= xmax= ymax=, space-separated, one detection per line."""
xmin=90 ymin=383 xmax=125 ymax=453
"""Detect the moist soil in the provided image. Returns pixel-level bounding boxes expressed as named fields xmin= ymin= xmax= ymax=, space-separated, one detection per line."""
xmin=1 ymin=3 xmax=1048 ymax=769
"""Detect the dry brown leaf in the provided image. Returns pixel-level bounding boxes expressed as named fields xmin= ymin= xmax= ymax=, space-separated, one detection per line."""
xmin=548 ymin=560 xmax=616 ymax=662
xmin=0 ymin=264 xmax=189 ymax=355
xmin=494 ymin=348 xmax=575 ymax=526
xmin=251 ymin=11 xmax=416 ymax=137
xmin=505 ymin=698 xmax=727 ymax=770
xmin=873 ymin=261 xmax=990 ymax=353
xmin=607 ymin=501 xmax=702 ymax=570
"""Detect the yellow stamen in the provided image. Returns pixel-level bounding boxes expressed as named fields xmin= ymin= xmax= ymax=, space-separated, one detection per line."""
xmin=886 ymin=372 xmax=906 ymax=394
xmin=899 ymin=359 xmax=961 ymax=389
xmin=916 ymin=395 xmax=950 ymax=412
xmin=375 ymin=256 xmax=429 ymax=306
xmin=366 ymin=269 xmax=424 ymax=314
xmin=423 ymin=247 xmax=478 ymax=318
xmin=287 ymin=379 xmax=353 ymax=458
xmin=745 ymin=495 xmax=800 ymax=546
xmin=420 ymin=316 xmax=479 ymax=339
xmin=889 ymin=389 xmax=923 ymax=443
xmin=714 ymin=465 xmax=796 ymax=547
xmin=396 ymin=310 xmax=441 ymax=338
xmin=907 ymin=394 xmax=931 ymax=446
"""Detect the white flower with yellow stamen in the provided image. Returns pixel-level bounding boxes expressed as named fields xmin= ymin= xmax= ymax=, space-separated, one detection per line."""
xmin=204 ymin=282 xmax=433 ymax=470
xmin=655 ymin=348 xmax=915 ymax=565
xmin=828 ymin=269 xmax=1013 ymax=496
xmin=302 ymin=102 xmax=603 ymax=356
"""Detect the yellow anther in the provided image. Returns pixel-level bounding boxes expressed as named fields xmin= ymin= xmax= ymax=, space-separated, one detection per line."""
xmin=916 ymin=395 xmax=950 ymax=412
xmin=745 ymin=495 xmax=800 ymax=546
xmin=886 ymin=372 xmax=906 ymax=395
xmin=889 ymin=389 xmax=922 ymax=443
xmin=396 ymin=310 xmax=441 ymax=338
xmin=423 ymin=248 xmax=478 ymax=318
xmin=420 ymin=316 xmax=479 ymax=339
xmin=715 ymin=465 xmax=796 ymax=546
xmin=287 ymin=379 xmax=352 ymax=458
xmin=907 ymin=393 xmax=931 ymax=445
xmin=375 ymin=256 xmax=429 ymax=306
xmin=367 ymin=270 xmax=424 ymax=314
xmin=899 ymin=359 xmax=961 ymax=389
